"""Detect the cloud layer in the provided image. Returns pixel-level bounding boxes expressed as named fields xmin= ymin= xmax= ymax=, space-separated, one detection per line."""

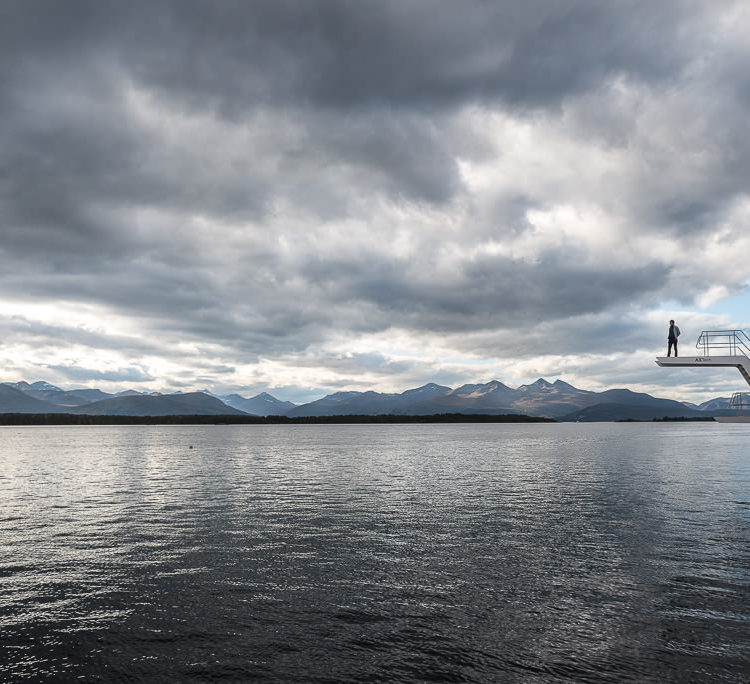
xmin=1 ymin=1 xmax=749 ymax=401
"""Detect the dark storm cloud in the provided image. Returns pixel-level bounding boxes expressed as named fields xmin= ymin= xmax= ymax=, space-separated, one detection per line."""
xmin=298 ymin=249 xmax=669 ymax=332
xmin=104 ymin=0 xmax=704 ymax=111
xmin=0 ymin=0 xmax=716 ymax=226
xmin=0 ymin=0 xmax=747 ymax=393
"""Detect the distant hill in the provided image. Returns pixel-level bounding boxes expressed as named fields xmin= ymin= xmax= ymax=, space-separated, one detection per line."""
xmin=285 ymin=391 xmax=368 ymax=417
xmin=396 ymin=380 xmax=515 ymax=415
xmin=561 ymin=402 xmax=705 ymax=422
xmin=21 ymin=389 xmax=95 ymax=407
xmin=0 ymin=377 xmax=739 ymax=420
xmin=697 ymin=397 xmax=732 ymax=411
xmin=507 ymin=379 xmax=597 ymax=416
xmin=1 ymin=381 xmax=92 ymax=406
xmin=286 ymin=384 xmax=452 ymax=417
xmin=220 ymin=392 xmax=296 ymax=416
xmin=0 ymin=384 xmax=64 ymax=413
xmin=4 ymin=382 xmax=115 ymax=407
xmin=283 ymin=379 xmax=734 ymax=420
xmin=67 ymin=388 xmax=114 ymax=403
xmin=399 ymin=383 xmax=454 ymax=402
xmin=391 ymin=379 xmax=603 ymax=417
xmin=69 ymin=392 xmax=247 ymax=416
xmin=596 ymin=388 xmax=687 ymax=407
xmin=5 ymin=381 xmax=62 ymax=393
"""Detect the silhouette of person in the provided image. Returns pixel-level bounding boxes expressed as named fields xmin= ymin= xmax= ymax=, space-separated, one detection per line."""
xmin=667 ymin=319 xmax=680 ymax=357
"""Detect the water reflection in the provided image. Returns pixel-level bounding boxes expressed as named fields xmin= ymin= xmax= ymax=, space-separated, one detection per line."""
xmin=1 ymin=423 xmax=749 ymax=681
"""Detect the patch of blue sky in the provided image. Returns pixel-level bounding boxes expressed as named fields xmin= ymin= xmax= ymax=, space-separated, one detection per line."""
xmin=703 ymin=289 xmax=750 ymax=329
xmin=657 ymin=292 xmax=748 ymax=329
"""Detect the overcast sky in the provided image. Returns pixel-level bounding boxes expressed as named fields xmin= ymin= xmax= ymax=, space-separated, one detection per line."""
xmin=2 ymin=0 xmax=750 ymax=402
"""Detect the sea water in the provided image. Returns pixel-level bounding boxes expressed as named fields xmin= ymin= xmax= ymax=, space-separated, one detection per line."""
xmin=1 ymin=423 xmax=749 ymax=682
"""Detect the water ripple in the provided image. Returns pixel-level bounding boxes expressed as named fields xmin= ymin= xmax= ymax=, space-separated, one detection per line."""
xmin=1 ymin=423 xmax=749 ymax=681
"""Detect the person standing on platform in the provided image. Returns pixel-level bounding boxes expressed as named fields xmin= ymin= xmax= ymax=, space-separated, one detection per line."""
xmin=668 ymin=319 xmax=680 ymax=357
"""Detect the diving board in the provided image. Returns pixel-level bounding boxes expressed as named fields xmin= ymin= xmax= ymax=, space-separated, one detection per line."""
xmin=656 ymin=330 xmax=750 ymax=387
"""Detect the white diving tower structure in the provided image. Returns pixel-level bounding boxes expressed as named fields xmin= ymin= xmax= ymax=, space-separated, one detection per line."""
xmin=656 ymin=330 xmax=750 ymax=419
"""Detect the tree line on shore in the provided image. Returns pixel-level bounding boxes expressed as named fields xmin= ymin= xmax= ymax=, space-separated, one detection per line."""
xmin=0 ymin=413 xmax=554 ymax=426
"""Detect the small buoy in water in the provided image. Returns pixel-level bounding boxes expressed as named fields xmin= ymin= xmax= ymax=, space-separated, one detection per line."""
xmin=189 ymin=445 xmax=193 ymax=449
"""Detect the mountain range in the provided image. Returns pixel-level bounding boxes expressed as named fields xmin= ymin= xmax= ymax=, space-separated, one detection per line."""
xmin=0 ymin=379 xmax=740 ymax=421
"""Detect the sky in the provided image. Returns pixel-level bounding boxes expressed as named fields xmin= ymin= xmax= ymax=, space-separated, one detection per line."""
xmin=2 ymin=0 xmax=750 ymax=403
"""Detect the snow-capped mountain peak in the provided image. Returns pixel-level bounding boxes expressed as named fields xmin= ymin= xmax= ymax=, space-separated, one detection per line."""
xmin=30 ymin=381 xmax=63 ymax=391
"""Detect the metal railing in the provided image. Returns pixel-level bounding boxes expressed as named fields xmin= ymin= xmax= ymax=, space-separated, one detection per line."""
xmin=730 ymin=391 xmax=750 ymax=408
xmin=696 ymin=330 xmax=750 ymax=357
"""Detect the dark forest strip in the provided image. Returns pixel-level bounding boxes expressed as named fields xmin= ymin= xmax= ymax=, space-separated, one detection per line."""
xmin=0 ymin=413 xmax=554 ymax=426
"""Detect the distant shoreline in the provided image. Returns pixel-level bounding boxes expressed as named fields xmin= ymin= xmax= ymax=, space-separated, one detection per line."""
xmin=619 ymin=416 xmax=716 ymax=422
xmin=0 ymin=413 xmax=555 ymax=426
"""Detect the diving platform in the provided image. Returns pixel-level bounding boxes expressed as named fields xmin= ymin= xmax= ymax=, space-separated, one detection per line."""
xmin=656 ymin=330 xmax=750 ymax=387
